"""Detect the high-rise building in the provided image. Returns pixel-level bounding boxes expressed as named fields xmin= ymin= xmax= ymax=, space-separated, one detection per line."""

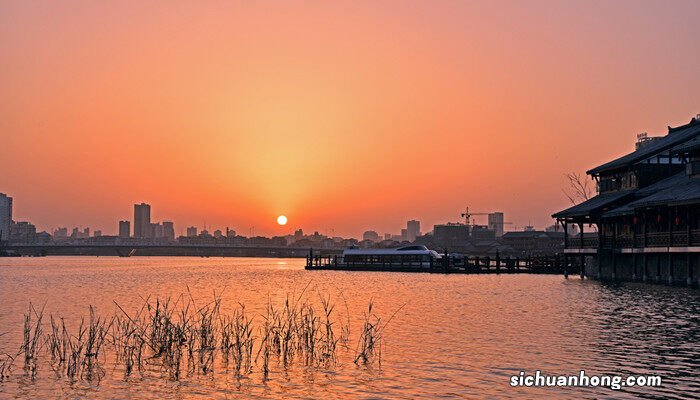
xmin=119 ymin=221 xmax=130 ymax=238
xmin=294 ymin=229 xmax=304 ymax=240
xmin=187 ymin=226 xmax=197 ymax=237
xmin=152 ymin=222 xmax=164 ymax=238
xmin=10 ymin=221 xmax=36 ymax=242
xmin=488 ymin=212 xmax=505 ymax=237
xmin=400 ymin=228 xmax=408 ymax=241
xmin=162 ymin=221 xmax=175 ymax=241
xmin=94 ymin=230 xmax=102 ymax=237
xmin=363 ymin=230 xmax=380 ymax=242
xmin=0 ymin=193 xmax=12 ymax=241
xmin=133 ymin=203 xmax=151 ymax=238
xmin=406 ymin=220 xmax=421 ymax=242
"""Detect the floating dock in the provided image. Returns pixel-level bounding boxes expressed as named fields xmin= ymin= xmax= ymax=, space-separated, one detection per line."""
xmin=305 ymin=253 xmax=571 ymax=275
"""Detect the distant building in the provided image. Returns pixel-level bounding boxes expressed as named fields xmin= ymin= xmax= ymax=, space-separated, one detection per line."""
xmin=384 ymin=233 xmax=392 ymax=240
xmin=94 ymin=230 xmax=102 ymax=237
xmin=471 ymin=225 xmax=496 ymax=241
xmin=162 ymin=221 xmax=175 ymax=241
xmin=0 ymin=193 xmax=12 ymax=241
xmin=119 ymin=221 xmax=130 ymax=238
xmin=187 ymin=226 xmax=197 ymax=237
xmin=433 ymin=223 xmax=469 ymax=248
xmin=152 ymin=222 xmax=164 ymax=238
xmin=401 ymin=228 xmax=408 ymax=241
xmin=226 ymin=227 xmax=236 ymax=238
xmin=54 ymin=227 xmax=68 ymax=239
xmin=359 ymin=239 xmax=375 ymax=248
xmin=214 ymin=229 xmax=224 ymax=239
xmin=363 ymin=230 xmax=380 ymax=242
xmin=545 ymin=223 xmax=578 ymax=235
xmin=10 ymin=221 xmax=36 ymax=243
xmin=134 ymin=203 xmax=151 ymax=238
xmin=487 ymin=212 xmax=504 ymax=237
xmin=501 ymin=231 xmax=564 ymax=255
xmin=406 ymin=220 xmax=420 ymax=242
xmin=83 ymin=227 xmax=90 ymax=237
xmin=293 ymin=229 xmax=304 ymax=242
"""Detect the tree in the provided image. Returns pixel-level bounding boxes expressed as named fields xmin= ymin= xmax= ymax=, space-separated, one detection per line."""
xmin=563 ymin=172 xmax=594 ymax=205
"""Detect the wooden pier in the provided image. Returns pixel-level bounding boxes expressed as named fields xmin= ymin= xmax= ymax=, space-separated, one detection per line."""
xmin=305 ymin=253 xmax=576 ymax=275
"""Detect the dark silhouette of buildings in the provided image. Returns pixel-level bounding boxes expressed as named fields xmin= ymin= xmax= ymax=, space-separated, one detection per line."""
xmin=554 ymin=115 xmax=700 ymax=286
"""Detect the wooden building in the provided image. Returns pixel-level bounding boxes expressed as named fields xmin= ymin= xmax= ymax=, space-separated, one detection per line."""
xmin=553 ymin=116 xmax=700 ymax=286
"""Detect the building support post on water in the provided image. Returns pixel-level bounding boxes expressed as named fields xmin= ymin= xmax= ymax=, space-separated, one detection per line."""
xmin=632 ymin=219 xmax=637 ymax=281
xmin=596 ymin=222 xmax=603 ymax=279
xmin=656 ymin=255 xmax=661 ymax=284
xmin=687 ymin=253 xmax=693 ymax=287
xmin=668 ymin=206 xmax=674 ymax=285
xmin=612 ymin=221 xmax=618 ymax=280
xmin=577 ymin=222 xmax=584 ymax=278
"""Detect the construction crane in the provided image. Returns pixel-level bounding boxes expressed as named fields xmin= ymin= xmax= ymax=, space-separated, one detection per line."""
xmin=460 ymin=207 xmax=489 ymax=226
xmin=460 ymin=207 xmax=514 ymax=232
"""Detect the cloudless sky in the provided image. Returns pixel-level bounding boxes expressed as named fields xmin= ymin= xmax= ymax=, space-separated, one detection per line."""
xmin=1 ymin=0 xmax=700 ymax=237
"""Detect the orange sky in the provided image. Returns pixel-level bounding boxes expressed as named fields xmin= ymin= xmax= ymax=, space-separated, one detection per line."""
xmin=2 ymin=1 xmax=700 ymax=237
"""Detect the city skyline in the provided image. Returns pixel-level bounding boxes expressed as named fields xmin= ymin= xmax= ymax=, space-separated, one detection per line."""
xmin=2 ymin=1 xmax=700 ymax=237
xmin=1 ymin=193 xmax=524 ymax=239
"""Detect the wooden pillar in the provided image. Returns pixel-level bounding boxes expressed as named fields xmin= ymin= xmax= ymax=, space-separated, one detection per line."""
xmin=687 ymin=206 xmax=691 ymax=246
xmin=668 ymin=206 xmax=674 ymax=248
xmin=656 ymin=255 xmax=661 ymax=283
xmin=612 ymin=221 xmax=618 ymax=280
xmin=632 ymin=253 xmax=638 ymax=281
xmin=562 ymin=253 xmax=567 ymax=278
xmin=643 ymin=253 xmax=648 ymax=282
xmin=668 ymin=252 xmax=674 ymax=285
xmin=687 ymin=253 xmax=693 ymax=287
xmin=643 ymin=211 xmax=648 ymax=247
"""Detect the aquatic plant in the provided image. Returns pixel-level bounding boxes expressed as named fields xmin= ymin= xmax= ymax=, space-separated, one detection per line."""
xmin=354 ymin=301 xmax=404 ymax=367
xmin=21 ymin=303 xmax=44 ymax=378
xmin=0 ymin=290 xmax=401 ymax=385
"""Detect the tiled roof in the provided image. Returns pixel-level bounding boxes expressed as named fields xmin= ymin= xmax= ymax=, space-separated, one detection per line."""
xmin=552 ymin=190 xmax=635 ymax=218
xmin=625 ymin=176 xmax=700 ymax=208
xmin=587 ymin=118 xmax=700 ymax=175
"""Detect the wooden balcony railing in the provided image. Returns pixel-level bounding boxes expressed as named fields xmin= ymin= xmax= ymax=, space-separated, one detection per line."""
xmin=566 ymin=229 xmax=700 ymax=249
xmin=567 ymin=236 xmax=599 ymax=249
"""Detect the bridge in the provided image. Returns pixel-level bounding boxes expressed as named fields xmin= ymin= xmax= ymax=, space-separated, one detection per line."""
xmin=0 ymin=243 xmax=343 ymax=258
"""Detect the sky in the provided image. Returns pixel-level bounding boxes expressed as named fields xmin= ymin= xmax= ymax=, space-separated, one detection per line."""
xmin=1 ymin=0 xmax=700 ymax=238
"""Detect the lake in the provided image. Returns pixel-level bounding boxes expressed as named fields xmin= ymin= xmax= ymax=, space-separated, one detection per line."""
xmin=0 ymin=257 xmax=698 ymax=399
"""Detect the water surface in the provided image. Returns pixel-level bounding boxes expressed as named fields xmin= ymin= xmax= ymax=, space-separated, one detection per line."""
xmin=0 ymin=257 xmax=698 ymax=399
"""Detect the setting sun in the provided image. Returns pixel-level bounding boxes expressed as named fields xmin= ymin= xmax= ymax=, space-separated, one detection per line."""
xmin=277 ymin=215 xmax=288 ymax=226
